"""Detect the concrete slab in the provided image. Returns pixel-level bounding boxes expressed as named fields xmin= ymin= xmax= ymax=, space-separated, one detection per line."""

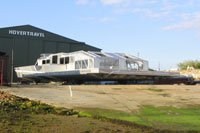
xmin=1 ymin=85 xmax=200 ymax=112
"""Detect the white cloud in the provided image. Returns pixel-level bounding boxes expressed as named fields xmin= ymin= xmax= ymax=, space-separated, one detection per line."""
xmin=76 ymin=0 xmax=88 ymax=5
xmin=132 ymin=8 xmax=152 ymax=14
xmin=99 ymin=17 xmax=116 ymax=22
xmin=178 ymin=13 xmax=192 ymax=20
xmin=132 ymin=8 xmax=170 ymax=19
xmin=161 ymin=4 xmax=179 ymax=11
xmin=80 ymin=17 xmax=116 ymax=22
xmin=160 ymin=0 xmax=196 ymax=11
xmin=163 ymin=12 xmax=200 ymax=31
xmin=101 ymin=0 xmax=124 ymax=5
xmin=80 ymin=17 xmax=95 ymax=21
xmin=76 ymin=0 xmax=200 ymax=33
xmin=114 ymin=8 xmax=131 ymax=13
xmin=133 ymin=0 xmax=157 ymax=6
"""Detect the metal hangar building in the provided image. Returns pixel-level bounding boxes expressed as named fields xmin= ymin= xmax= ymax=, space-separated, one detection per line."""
xmin=0 ymin=25 xmax=101 ymax=83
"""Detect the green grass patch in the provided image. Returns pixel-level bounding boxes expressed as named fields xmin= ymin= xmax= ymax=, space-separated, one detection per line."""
xmin=112 ymin=88 xmax=122 ymax=90
xmin=147 ymin=88 xmax=163 ymax=92
xmin=78 ymin=108 xmax=152 ymax=127
xmin=140 ymin=106 xmax=200 ymax=131
xmin=79 ymin=112 xmax=93 ymax=117
xmin=79 ymin=106 xmax=200 ymax=131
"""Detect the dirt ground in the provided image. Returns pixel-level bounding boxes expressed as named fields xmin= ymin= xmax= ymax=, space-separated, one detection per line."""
xmin=1 ymin=84 xmax=200 ymax=113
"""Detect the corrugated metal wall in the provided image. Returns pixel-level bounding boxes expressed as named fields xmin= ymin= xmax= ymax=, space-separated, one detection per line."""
xmin=0 ymin=55 xmax=9 ymax=85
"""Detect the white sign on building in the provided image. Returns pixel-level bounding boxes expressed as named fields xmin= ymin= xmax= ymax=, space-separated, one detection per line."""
xmin=8 ymin=30 xmax=45 ymax=37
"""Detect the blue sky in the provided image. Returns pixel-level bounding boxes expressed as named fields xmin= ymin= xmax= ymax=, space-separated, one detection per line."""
xmin=0 ymin=0 xmax=200 ymax=70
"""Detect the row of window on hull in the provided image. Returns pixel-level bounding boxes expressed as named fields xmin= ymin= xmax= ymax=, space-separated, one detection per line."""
xmin=42 ymin=56 xmax=69 ymax=65
xmin=41 ymin=56 xmax=89 ymax=69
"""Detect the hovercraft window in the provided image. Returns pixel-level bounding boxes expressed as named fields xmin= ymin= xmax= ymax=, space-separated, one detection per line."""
xmin=46 ymin=60 xmax=50 ymax=64
xmin=60 ymin=58 xmax=64 ymax=64
xmin=65 ymin=57 xmax=69 ymax=64
xmin=52 ymin=56 xmax=58 ymax=64
xmin=75 ymin=60 xmax=88 ymax=69
xmin=75 ymin=61 xmax=81 ymax=69
xmin=82 ymin=60 xmax=88 ymax=69
xmin=42 ymin=60 xmax=46 ymax=64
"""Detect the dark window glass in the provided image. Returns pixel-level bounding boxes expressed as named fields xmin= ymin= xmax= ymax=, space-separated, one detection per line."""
xmin=65 ymin=57 xmax=69 ymax=64
xmin=46 ymin=60 xmax=50 ymax=64
xmin=42 ymin=60 xmax=46 ymax=64
xmin=60 ymin=58 xmax=64 ymax=64
xmin=52 ymin=56 xmax=58 ymax=64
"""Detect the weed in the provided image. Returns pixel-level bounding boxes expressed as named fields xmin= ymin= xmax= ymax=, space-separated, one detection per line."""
xmin=159 ymin=93 xmax=170 ymax=97
xmin=147 ymin=88 xmax=163 ymax=92
xmin=79 ymin=112 xmax=92 ymax=117
xmin=96 ymin=92 xmax=106 ymax=94
xmin=112 ymin=88 xmax=122 ymax=90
